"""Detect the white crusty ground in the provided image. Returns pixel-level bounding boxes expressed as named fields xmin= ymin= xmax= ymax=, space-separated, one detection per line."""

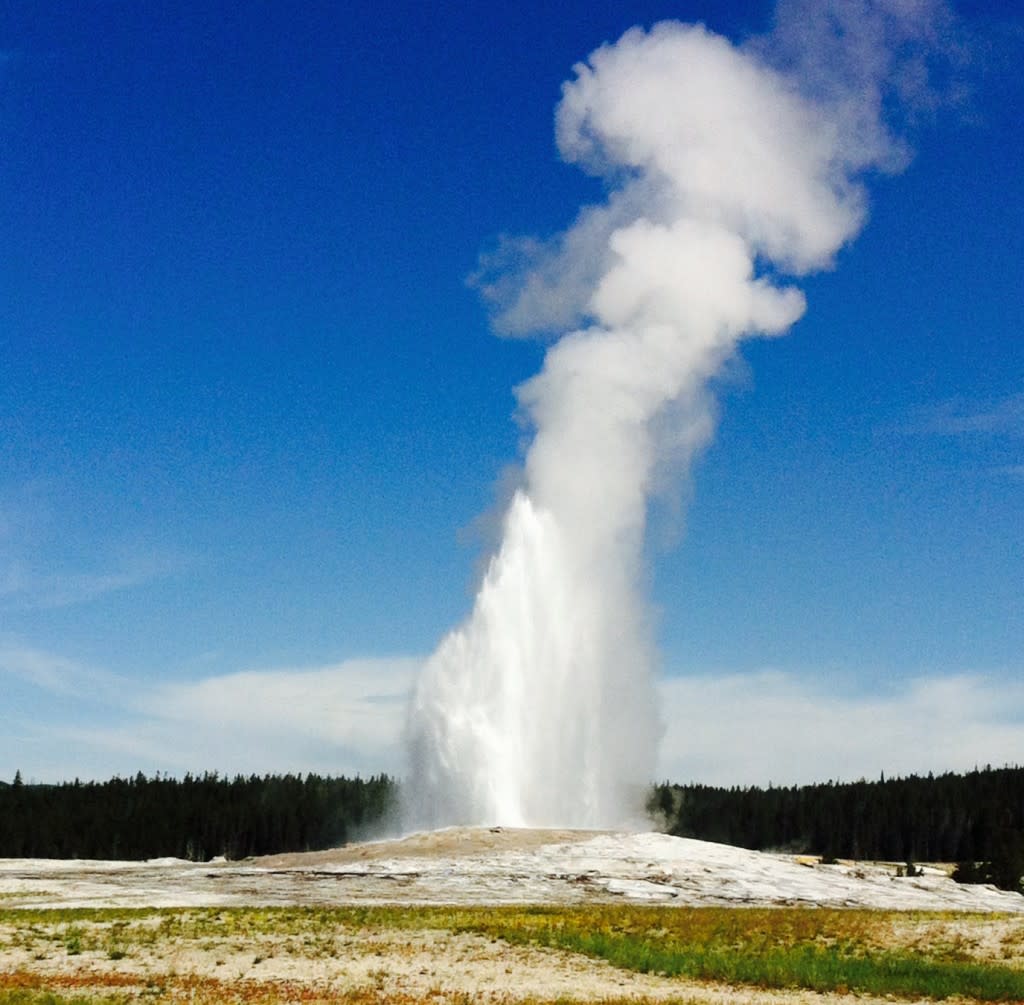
xmin=1 ymin=827 xmax=1022 ymax=911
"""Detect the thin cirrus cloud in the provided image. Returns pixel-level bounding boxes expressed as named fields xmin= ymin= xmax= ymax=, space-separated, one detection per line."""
xmin=0 ymin=564 xmax=157 ymax=611
xmin=1 ymin=652 xmax=421 ymax=782
xmin=893 ymin=392 xmax=1024 ymax=482
xmin=658 ymin=670 xmax=1024 ymax=786
xmin=2 ymin=645 xmax=1021 ymax=789
xmin=0 ymin=641 xmax=126 ymax=700
xmin=0 ymin=483 xmax=187 ymax=611
xmin=901 ymin=392 xmax=1024 ymax=438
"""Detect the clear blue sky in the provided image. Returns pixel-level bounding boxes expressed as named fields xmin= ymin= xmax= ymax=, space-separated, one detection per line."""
xmin=2 ymin=1 xmax=1022 ymax=786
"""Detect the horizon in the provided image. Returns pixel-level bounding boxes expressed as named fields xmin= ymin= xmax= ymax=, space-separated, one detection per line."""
xmin=5 ymin=760 xmax=1023 ymax=790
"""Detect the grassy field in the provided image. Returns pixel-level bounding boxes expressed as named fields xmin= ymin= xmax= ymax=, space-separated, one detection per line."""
xmin=1 ymin=905 xmax=1023 ymax=1004
xmin=460 ymin=905 xmax=1024 ymax=999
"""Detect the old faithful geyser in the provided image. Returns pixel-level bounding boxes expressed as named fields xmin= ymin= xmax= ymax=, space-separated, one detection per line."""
xmin=405 ymin=2 xmax=954 ymax=829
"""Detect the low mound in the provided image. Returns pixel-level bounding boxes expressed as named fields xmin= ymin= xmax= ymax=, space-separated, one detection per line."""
xmin=253 ymin=825 xmax=608 ymax=867
xmin=2 ymin=828 xmax=1022 ymax=911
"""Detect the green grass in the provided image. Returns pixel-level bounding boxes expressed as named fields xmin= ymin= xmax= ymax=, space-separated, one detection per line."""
xmin=444 ymin=905 xmax=1024 ymax=1001
xmin=1 ymin=904 xmax=1023 ymax=1001
xmin=489 ymin=916 xmax=1020 ymax=1000
xmin=0 ymin=993 xmax=129 ymax=1005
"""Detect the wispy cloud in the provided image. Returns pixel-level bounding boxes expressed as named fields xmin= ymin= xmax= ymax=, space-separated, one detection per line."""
xmin=893 ymin=392 xmax=1024 ymax=482
xmin=658 ymin=669 xmax=1024 ymax=786
xmin=3 ymin=648 xmax=1021 ymax=790
xmin=0 ymin=563 xmax=162 ymax=611
xmin=902 ymin=392 xmax=1024 ymax=438
xmin=0 ymin=481 xmax=187 ymax=610
xmin=0 ymin=642 xmax=83 ymax=693
xmin=3 ymin=655 xmax=420 ymax=782
xmin=0 ymin=641 xmax=127 ymax=701
xmin=134 ymin=660 xmax=420 ymax=774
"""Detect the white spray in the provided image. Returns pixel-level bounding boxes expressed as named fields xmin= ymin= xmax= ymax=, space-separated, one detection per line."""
xmin=404 ymin=2 xmax=956 ymax=829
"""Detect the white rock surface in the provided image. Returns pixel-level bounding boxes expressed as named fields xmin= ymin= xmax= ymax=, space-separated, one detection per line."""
xmin=1 ymin=828 xmax=1021 ymax=911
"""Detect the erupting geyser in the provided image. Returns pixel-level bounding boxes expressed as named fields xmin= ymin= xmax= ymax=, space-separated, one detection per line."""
xmin=405 ymin=1 xmax=955 ymax=829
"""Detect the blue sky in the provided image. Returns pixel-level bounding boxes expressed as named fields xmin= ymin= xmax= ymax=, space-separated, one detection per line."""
xmin=2 ymin=1 xmax=1022 ymax=786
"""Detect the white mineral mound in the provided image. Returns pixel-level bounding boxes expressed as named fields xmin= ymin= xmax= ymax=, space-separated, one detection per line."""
xmin=1 ymin=828 xmax=1021 ymax=911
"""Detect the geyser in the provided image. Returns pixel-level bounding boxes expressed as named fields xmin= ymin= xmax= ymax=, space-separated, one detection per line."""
xmin=405 ymin=1 xmax=955 ymax=829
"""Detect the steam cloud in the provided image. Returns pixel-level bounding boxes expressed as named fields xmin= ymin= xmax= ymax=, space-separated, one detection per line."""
xmin=404 ymin=0 xmax=956 ymax=829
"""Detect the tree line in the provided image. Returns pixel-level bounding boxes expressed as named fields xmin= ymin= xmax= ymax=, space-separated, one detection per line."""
xmin=649 ymin=765 xmax=1024 ymax=892
xmin=0 ymin=771 xmax=396 ymax=861
xmin=1 ymin=766 xmax=1020 ymax=893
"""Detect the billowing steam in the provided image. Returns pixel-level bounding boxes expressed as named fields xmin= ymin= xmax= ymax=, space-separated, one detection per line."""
xmin=404 ymin=1 xmax=955 ymax=829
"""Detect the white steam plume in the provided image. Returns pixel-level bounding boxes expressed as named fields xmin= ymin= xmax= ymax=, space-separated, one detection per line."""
xmin=404 ymin=1 xmax=956 ymax=830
